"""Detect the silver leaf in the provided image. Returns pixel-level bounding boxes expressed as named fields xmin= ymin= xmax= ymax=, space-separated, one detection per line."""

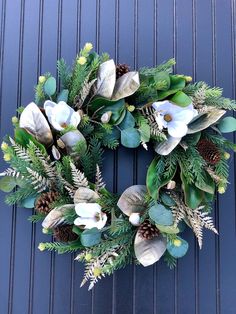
xmin=117 ymin=185 xmax=147 ymax=216
xmin=154 ymin=136 xmax=181 ymax=156
xmin=74 ymin=187 xmax=99 ymax=204
xmin=42 ymin=204 xmax=74 ymax=229
xmin=60 ymin=130 xmax=86 ymax=153
xmin=187 ymin=109 xmax=226 ymax=134
xmin=51 ymin=145 xmax=61 ymax=160
xmin=112 ymin=72 xmax=140 ymax=101
xmin=96 ymin=59 xmax=116 ymax=99
xmin=19 ymin=102 xmax=53 ymax=146
xmin=134 ymin=232 xmax=167 ymax=267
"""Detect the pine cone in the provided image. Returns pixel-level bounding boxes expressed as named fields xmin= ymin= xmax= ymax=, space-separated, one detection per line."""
xmin=53 ymin=225 xmax=78 ymax=242
xmin=116 ymin=63 xmax=130 ymax=79
xmin=197 ymin=139 xmax=221 ymax=165
xmin=138 ymin=220 xmax=160 ymax=240
xmin=35 ymin=191 xmax=59 ymax=215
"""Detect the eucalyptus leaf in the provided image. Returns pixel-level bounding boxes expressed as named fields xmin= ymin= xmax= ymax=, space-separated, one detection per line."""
xmin=167 ymin=236 xmax=189 ymax=258
xmin=217 ymin=116 xmax=236 ymax=133
xmin=156 ymin=224 xmax=180 ymax=234
xmin=57 ymin=89 xmax=69 ymax=102
xmin=117 ymin=185 xmax=147 ymax=216
xmin=187 ymin=109 xmax=226 ymax=134
xmin=160 ymin=192 xmax=176 ymax=207
xmin=44 ymin=77 xmax=57 ymax=96
xmin=80 ymin=228 xmax=101 ymax=247
xmin=0 ymin=176 xmax=17 ymax=192
xmin=119 ymin=111 xmax=135 ymax=129
xmin=112 ymin=72 xmax=140 ymax=101
xmin=19 ymin=102 xmax=53 ymax=146
xmin=149 ymin=204 xmax=173 ymax=226
xmin=134 ymin=232 xmax=167 ymax=266
xmin=21 ymin=195 xmax=36 ymax=209
xmin=121 ymin=127 xmax=141 ymax=148
xmin=96 ymin=59 xmax=116 ymax=99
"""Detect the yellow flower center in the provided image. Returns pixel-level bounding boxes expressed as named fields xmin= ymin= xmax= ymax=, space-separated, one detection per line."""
xmin=164 ymin=114 xmax=172 ymax=122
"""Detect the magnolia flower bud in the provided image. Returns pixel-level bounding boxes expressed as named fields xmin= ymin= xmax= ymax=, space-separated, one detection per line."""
xmin=218 ymin=186 xmax=226 ymax=194
xmin=101 ymin=111 xmax=112 ymax=124
xmin=166 ymin=180 xmax=176 ymax=190
xmin=173 ymin=239 xmax=182 ymax=247
xmin=12 ymin=116 xmax=18 ymax=124
xmin=1 ymin=142 xmax=8 ymax=151
xmin=77 ymin=56 xmax=87 ymax=65
xmin=42 ymin=228 xmax=49 ymax=234
xmin=38 ymin=75 xmax=46 ymax=83
xmin=3 ymin=153 xmax=11 ymax=162
xmin=185 ymin=76 xmax=192 ymax=82
xmin=127 ymin=105 xmax=135 ymax=112
xmin=84 ymin=42 xmax=93 ymax=52
xmin=38 ymin=243 xmax=46 ymax=251
xmin=223 ymin=152 xmax=230 ymax=160
xmin=129 ymin=213 xmax=141 ymax=226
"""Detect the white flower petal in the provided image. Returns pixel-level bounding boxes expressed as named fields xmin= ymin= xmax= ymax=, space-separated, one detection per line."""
xmin=44 ymin=100 xmax=56 ymax=117
xmin=152 ymin=100 xmax=172 ymax=112
xmin=74 ymin=216 xmax=98 ymax=229
xmin=75 ymin=203 xmax=102 ymax=218
xmin=168 ymin=121 xmax=188 ymax=138
xmin=70 ymin=111 xmax=81 ymax=127
xmin=173 ymin=109 xmax=195 ymax=124
xmin=95 ymin=213 xmax=107 ymax=229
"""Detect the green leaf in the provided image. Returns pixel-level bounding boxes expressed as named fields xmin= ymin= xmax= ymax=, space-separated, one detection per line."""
xmin=149 ymin=204 xmax=173 ymax=226
xmin=218 ymin=116 xmax=236 ymax=133
xmin=43 ymin=77 xmax=56 ymax=96
xmin=0 ymin=176 xmax=17 ymax=192
xmin=57 ymin=89 xmax=69 ymax=102
xmin=195 ymin=172 xmax=215 ymax=194
xmin=121 ymin=127 xmax=141 ymax=148
xmin=72 ymin=225 xmax=83 ymax=236
xmin=167 ymin=236 xmax=189 ymax=258
xmin=158 ymin=75 xmax=186 ymax=99
xmin=119 ymin=111 xmax=135 ymax=129
xmin=21 ymin=195 xmax=36 ymax=208
xmin=154 ymin=71 xmax=171 ymax=91
xmin=89 ymin=97 xmax=124 ymax=113
xmin=80 ymin=228 xmax=101 ymax=247
xmin=97 ymin=99 xmax=126 ymax=124
xmin=169 ymin=91 xmax=192 ymax=107
xmin=14 ymin=128 xmax=47 ymax=153
xmin=146 ymin=157 xmax=177 ymax=200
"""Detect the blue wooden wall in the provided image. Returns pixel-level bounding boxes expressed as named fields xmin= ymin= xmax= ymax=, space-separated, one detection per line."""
xmin=0 ymin=0 xmax=236 ymax=313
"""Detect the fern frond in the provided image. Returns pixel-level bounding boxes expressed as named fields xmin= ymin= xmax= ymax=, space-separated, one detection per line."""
xmin=26 ymin=167 xmax=51 ymax=192
xmin=95 ymin=165 xmax=105 ymax=191
xmin=70 ymin=162 xmax=89 ymax=188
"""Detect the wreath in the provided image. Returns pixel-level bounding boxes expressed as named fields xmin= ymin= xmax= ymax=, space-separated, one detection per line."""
xmin=1 ymin=43 xmax=236 ymax=290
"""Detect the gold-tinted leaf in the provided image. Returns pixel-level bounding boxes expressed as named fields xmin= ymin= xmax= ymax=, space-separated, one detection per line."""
xmin=154 ymin=136 xmax=181 ymax=155
xmin=96 ymin=59 xmax=116 ymax=99
xmin=134 ymin=232 xmax=167 ymax=266
xmin=112 ymin=72 xmax=140 ymax=101
xmin=42 ymin=204 xmax=74 ymax=229
xmin=60 ymin=130 xmax=86 ymax=153
xmin=74 ymin=187 xmax=99 ymax=204
xmin=19 ymin=102 xmax=53 ymax=146
xmin=117 ymin=185 xmax=147 ymax=216
xmin=187 ymin=109 xmax=225 ymax=134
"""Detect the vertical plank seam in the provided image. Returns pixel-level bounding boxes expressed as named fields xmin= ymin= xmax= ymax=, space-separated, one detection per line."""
xmin=211 ymin=1 xmax=221 ymax=313
xmin=76 ymin=0 xmax=81 ymax=53
xmin=153 ymin=1 xmax=158 ymax=313
xmin=112 ymin=0 xmax=119 ymax=312
xmin=7 ymin=0 xmax=25 ymax=312
xmin=192 ymin=1 xmax=199 ymax=314
xmin=173 ymin=1 xmax=178 ymax=313
xmin=28 ymin=1 xmax=44 ymax=313
xmin=132 ymin=0 xmax=138 ymax=313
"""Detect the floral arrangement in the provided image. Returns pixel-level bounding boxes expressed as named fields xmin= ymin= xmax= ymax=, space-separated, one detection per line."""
xmin=1 ymin=43 xmax=236 ymax=290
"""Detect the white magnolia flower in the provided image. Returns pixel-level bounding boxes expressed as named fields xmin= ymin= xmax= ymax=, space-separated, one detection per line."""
xmin=74 ymin=203 xmax=107 ymax=230
xmin=152 ymin=100 xmax=198 ymax=138
xmin=44 ymin=100 xmax=81 ymax=131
